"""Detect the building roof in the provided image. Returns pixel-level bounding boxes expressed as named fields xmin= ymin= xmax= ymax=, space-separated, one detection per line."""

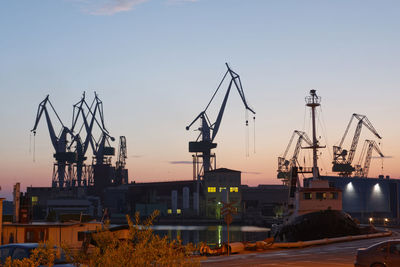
xmin=205 ymin=168 xmax=241 ymax=173
xmin=299 ymin=187 xmax=342 ymax=192
xmin=129 ymin=180 xmax=195 ymax=187
xmin=3 ymin=221 xmax=102 ymax=227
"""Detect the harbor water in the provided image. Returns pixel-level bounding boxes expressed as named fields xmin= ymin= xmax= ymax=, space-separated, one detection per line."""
xmin=152 ymin=225 xmax=271 ymax=247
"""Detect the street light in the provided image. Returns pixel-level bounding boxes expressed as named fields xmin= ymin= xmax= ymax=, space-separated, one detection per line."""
xmin=369 ymin=217 xmax=373 ymax=224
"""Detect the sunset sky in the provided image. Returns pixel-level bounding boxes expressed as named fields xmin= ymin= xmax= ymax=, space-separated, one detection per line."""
xmin=1 ymin=0 xmax=400 ymax=199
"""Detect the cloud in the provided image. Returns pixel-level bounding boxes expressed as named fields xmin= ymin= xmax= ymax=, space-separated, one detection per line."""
xmin=372 ymin=155 xmax=393 ymax=159
xmin=130 ymin=154 xmax=144 ymax=158
xmin=74 ymin=0 xmax=149 ymax=15
xmin=69 ymin=0 xmax=198 ymax=15
xmin=167 ymin=0 xmax=198 ymax=3
xmin=169 ymin=161 xmax=193 ymax=165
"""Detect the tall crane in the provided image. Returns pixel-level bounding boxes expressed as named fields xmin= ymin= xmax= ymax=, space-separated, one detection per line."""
xmin=354 ymin=140 xmax=384 ymax=178
xmin=332 ymin=113 xmax=381 ymax=176
xmin=31 ymin=95 xmax=76 ymax=188
xmin=78 ymin=93 xmax=115 ymax=166
xmin=277 ymin=130 xmax=313 ymax=182
xmin=68 ymin=92 xmax=98 ymax=186
xmin=115 ymin=136 xmax=128 ymax=185
xmin=186 ymin=63 xmax=256 ymax=179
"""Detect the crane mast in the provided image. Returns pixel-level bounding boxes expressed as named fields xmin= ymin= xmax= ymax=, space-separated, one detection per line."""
xmin=186 ymin=63 xmax=255 ymax=180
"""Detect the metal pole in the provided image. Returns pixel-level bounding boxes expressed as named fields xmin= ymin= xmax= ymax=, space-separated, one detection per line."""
xmin=311 ymin=103 xmax=318 ymax=179
xmin=227 ymin=223 xmax=230 ymax=256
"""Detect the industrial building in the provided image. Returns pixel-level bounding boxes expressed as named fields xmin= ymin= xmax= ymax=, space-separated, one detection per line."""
xmin=304 ymin=175 xmax=399 ymax=223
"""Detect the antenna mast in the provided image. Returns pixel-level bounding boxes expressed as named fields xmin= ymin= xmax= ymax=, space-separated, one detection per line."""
xmin=305 ymin=90 xmax=323 ymax=179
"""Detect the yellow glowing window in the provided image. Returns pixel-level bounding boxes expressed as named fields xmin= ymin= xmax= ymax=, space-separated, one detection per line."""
xmin=32 ymin=196 xmax=38 ymax=206
xmin=167 ymin=209 xmax=172 ymax=214
xmin=177 ymin=209 xmax=181 ymax=214
xmin=208 ymin=187 xmax=216 ymax=193
xmin=304 ymin=193 xmax=312 ymax=200
xmin=230 ymin=187 xmax=239 ymax=193
xmin=219 ymin=187 xmax=227 ymax=192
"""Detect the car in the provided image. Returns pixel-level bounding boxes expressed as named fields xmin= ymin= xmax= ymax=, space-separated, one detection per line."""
xmin=0 ymin=243 xmax=74 ymax=266
xmin=355 ymin=239 xmax=400 ymax=267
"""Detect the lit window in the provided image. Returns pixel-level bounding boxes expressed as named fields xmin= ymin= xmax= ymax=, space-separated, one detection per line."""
xmin=208 ymin=187 xmax=216 ymax=193
xmin=303 ymin=193 xmax=312 ymax=200
xmin=177 ymin=209 xmax=181 ymax=214
xmin=167 ymin=209 xmax=172 ymax=214
xmin=32 ymin=196 xmax=38 ymax=206
xmin=316 ymin=192 xmax=327 ymax=200
xmin=230 ymin=187 xmax=239 ymax=193
xmin=219 ymin=187 xmax=227 ymax=192
xmin=329 ymin=192 xmax=338 ymax=199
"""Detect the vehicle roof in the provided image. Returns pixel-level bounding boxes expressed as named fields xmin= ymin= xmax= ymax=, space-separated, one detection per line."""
xmin=0 ymin=243 xmax=39 ymax=249
xmin=367 ymin=239 xmax=400 ymax=248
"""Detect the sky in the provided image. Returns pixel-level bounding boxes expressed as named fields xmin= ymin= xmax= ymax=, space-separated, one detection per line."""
xmin=1 ymin=0 xmax=400 ymax=199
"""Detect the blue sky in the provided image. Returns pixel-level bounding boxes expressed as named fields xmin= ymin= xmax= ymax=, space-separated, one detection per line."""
xmin=1 ymin=0 xmax=400 ymax=199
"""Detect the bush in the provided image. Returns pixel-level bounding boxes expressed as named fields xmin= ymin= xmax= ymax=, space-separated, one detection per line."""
xmin=70 ymin=210 xmax=200 ymax=267
xmin=4 ymin=242 xmax=60 ymax=267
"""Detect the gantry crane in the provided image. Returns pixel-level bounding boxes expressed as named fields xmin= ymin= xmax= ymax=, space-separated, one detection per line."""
xmin=277 ymin=130 xmax=313 ymax=183
xmin=332 ymin=113 xmax=381 ymax=176
xmin=31 ymin=95 xmax=76 ymax=188
xmin=186 ymin=63 xmax=255 ymax=180
xmin=354 ymin=140 xmax=384 ymax=178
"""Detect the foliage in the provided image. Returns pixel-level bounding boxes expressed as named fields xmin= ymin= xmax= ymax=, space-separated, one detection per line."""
xmin=4 ymin=210 xmax=199 ymax=267
xmin=273 ymin=205 xmax=284 ymax=218
xmin=70 ymin=210 xmax=200 ymax=267
xmin=4 ymin=242 xmax=59 ymax=267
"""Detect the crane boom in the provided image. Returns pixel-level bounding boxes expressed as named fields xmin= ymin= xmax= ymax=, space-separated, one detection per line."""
xmin=31 ymin=95 xmax=67 ymax=151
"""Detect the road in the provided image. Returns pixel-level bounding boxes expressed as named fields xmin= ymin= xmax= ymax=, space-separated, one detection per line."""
xmin=202 ymin=229 xmax=400 ymax=267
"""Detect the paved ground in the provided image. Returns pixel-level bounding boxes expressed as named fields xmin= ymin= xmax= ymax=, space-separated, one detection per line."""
xmin=202 ymin=229 xmax=400 ymax=267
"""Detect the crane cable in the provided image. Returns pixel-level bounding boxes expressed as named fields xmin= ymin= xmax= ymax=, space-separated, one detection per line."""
xmin=245 ymin=110 xmax=249 ymax=157
xmin=253 ymin=116 xmax=256 ymax=154
xmin=317 ymin=106 xmax=333 ymax=175
xmin=33 ymin=134 xmax=36 ymax=163
xmin=29 ymin=132 xmax=32 ymax=154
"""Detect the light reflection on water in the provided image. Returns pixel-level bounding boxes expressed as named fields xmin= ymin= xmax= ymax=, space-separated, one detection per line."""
xmin=151 ymin=225 xmax=270 ymax=247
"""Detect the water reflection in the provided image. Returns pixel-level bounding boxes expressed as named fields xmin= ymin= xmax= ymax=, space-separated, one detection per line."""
xmin=151 ymin=225 xmax=270 ymax=247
